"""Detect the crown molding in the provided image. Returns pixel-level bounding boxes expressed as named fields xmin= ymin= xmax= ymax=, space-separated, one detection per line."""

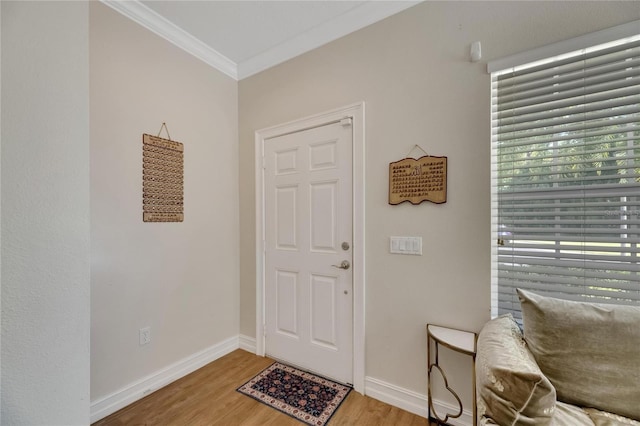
xmin=100 ymin=0 xmax=238 ymax=80
xmin=101 ymin=0 xmax=420 ymax=81
xmin=237 ymin=1 xmax=420 ymax=79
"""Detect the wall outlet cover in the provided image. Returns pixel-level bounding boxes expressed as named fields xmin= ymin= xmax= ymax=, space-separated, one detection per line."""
xmin=139 ymin=327 xmax=151 ymax=345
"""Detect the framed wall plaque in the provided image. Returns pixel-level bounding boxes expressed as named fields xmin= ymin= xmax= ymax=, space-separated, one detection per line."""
xmin=389 ymin=155 xmax=447 ymax=205
xmin=142 ymin=134 xmax=184 ymax=222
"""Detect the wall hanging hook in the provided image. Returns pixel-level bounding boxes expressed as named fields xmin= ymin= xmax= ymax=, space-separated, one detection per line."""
xmin=406 ymin=144 xmax=428 ymax=159
xmin=157 ymin=122 xmax=172 ymax=141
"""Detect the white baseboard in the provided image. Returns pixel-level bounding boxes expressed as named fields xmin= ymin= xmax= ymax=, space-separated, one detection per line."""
xmin=364 ymin=376 xmax=473 ymax=426
xmin=90 ymin=335 xmax=239 ymax=423
xmin=91 ymin=335 xmax=472 ymax=425
xmin=238 ymin=334 xmax=257 ymax=353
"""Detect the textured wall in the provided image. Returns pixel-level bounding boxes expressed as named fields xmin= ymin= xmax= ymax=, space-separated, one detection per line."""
xmin=1 ymin=2 xmax=90 ymax=424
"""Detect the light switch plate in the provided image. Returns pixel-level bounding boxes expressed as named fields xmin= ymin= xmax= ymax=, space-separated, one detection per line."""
xmin=390 ymin=236 xmax=422 ymax=255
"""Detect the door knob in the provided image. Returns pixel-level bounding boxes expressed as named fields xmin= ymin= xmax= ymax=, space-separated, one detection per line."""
xmin=332 ymin=260 xmax=350 ymax=270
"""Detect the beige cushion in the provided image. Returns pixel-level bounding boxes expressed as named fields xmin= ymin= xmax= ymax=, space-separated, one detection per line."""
xmin=584 ymin=408 xmax=640 ymax=426
xmin=518 ymin=289 xmax=640 ymax=421
xmin=479 ymin=417 xmax=500 ymax=426
xmin=551 ymin=402 xmax=595 ymax=425
xmin=476 ymin=314 xmax=556 ymax=425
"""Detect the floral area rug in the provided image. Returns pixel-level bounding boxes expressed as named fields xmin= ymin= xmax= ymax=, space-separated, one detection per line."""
xmin=237 ymin=362 xmax=352 ymax=426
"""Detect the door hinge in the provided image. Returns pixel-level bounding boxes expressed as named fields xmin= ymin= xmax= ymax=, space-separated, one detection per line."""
xmin=340 ymin=117 xmax=352 ymax=127
xmin=262 ymin=157 xmax=266 ymax=169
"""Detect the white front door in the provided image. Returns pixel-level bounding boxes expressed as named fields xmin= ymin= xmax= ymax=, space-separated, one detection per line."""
xmin=264 ymin=120 xmax=353 ymax=384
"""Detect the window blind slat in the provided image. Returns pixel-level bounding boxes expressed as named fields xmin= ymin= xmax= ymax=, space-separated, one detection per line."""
xmin=495 ymin=186 xmax=640 ymax=195
xmin=498 ymin=268 xmax=640 ymax=282
xmin=497 ymin=107 xmax=640 ymax=135
xmin=496 ymin=39 xmax=640 ymax=83
xmin=498 ymin=234 xmax=639 ymax=244
xmin=497 ymin=158 xmax=640 ymax=180
xmin=496 ymin=69 xmax=640 ymax=112
xmin=499 ymin=206 xmax=640 ymax=216
xmin=496 ymin=115 xmax=639 ymax=139
xmin=504 ymin=242 xmax=640 ymax=254
xmin=494 ymin=86 xmax=640 ymax=121
xmin=494 ymin=123 xmax=640 ymax=149
xmin=495 ymin=137 xmax=640 ymax=164
xmin=496 ymin=95 xmax=640 ymax=128
xmin=496 ymin=55 xmax=640 ymax=99
xmin=496 ymin=183 xmax=640 ymax=197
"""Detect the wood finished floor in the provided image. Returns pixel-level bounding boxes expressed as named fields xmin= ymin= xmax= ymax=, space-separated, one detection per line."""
xmin=93 ymin=349 xmax=431 ymax=426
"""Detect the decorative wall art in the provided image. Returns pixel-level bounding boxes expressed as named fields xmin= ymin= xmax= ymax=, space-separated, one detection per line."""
xmin=389 ymin=145 xmax=447 ymax=205
xmin=142 ymin=127 xmax=184 ymax=222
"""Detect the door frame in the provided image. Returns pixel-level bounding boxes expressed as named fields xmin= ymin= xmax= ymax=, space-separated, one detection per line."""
xmin=255 ymin=102 xmax=365 ymax=392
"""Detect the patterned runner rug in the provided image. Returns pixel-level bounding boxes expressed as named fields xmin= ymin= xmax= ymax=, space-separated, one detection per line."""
xmin=237 ymin=362 xmax=352 ymax=426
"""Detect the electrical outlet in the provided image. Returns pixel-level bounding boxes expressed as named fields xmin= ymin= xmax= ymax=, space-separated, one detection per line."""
xmin=139 ymin=327 xmax=151 ymax=345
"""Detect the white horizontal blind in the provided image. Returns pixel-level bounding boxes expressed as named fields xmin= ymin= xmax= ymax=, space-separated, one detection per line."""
xmin=491 ymin=36 xmax=640 ymax=321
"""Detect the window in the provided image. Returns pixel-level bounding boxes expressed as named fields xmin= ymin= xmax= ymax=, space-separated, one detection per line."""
xmin=490 ymin=26 xmax=640 ymax=320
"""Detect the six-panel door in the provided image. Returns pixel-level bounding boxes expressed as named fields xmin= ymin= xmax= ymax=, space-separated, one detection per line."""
xmin=264 ymin=120 xmax=353 ymax=384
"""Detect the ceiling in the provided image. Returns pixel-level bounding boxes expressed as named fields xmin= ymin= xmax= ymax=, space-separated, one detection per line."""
xmin=103 ymin=0 xmax=420 ymax=80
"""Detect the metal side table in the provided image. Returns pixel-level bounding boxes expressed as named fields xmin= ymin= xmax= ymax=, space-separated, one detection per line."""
xmin=426 ymin=324 xmax=477 ymax=426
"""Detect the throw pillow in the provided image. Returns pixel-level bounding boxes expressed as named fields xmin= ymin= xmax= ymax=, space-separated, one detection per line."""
xmin=584 ymin=408 xmax=640 ymax=426
xmin=518 ymin=289 xmax=640 ymax=421
xmin=476 ymin=314 xmax=556 ymax=425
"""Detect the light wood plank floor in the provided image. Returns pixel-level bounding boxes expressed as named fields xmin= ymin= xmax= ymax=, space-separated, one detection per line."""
xmin=93 ymin=349 xmax=431 ymax=426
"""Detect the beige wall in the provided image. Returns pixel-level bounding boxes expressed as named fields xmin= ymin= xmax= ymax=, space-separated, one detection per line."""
xmin=2 ymin=2 xmax=90 ymax=424
xmin=238 ymin=0 xmax=640 ymax=406
xmin=90 ymin=3 xmax=239 ymax=401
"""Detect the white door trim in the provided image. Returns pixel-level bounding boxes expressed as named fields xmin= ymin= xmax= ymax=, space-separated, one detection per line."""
xmin=255 ymin=102 xmax=365 ymax=392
